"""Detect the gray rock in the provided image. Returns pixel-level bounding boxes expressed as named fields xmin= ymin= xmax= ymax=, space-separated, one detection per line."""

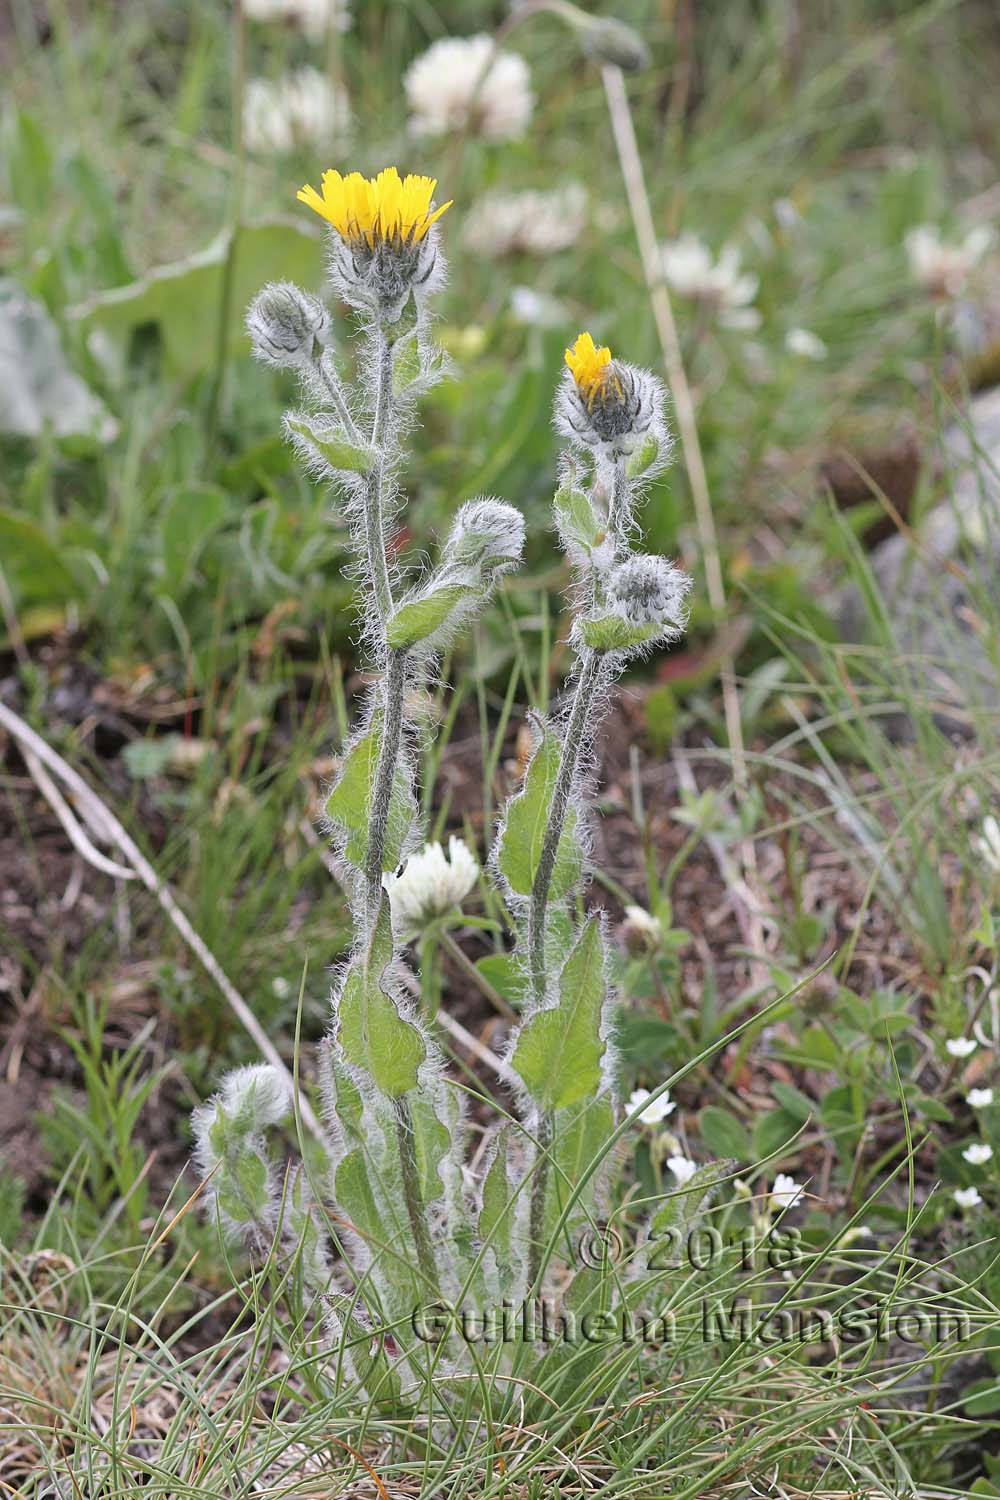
xmin=836 ymin=387 xmax=1000 ymax=727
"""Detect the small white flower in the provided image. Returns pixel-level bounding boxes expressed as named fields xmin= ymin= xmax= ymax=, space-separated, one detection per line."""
xmin=976 ymin=816 xmax=1000 ymax=874
xmin=667 ymin=1155 xmax=698 ymax=1186
xmin=836 ymin=1225 xmax=874 ymax=1249
xmin=509 ymin=285 xmax=567 ymax=329
xmin=628 ymin=1087 xmax=676 ymax=1126
xmin=770 ymin=1173 xmax=805 ymax=1212
xmin=785 ymin=327 xmax=828 ymax=361
xmin=271 ymin=976 xmax=291 ymax=1000
xmin=954 ymin=1185 xmax=983 ymax=1209
xmin=384 ymin=836 xmax=479 ymax=930
xmin=463 ymin=185 xmax=587 ymax=258
xmin=405 ymin=34 xmax=533 ymax=142
xmin=244 ymin=0 xmax=351 ymax=39
xmin=660 ymin=234 xmax=760 ymax=329
xmin=244 ymin=67 xmax=350 ymax=156
xmin=905 ymin=223 xmax=994 ymax=297
xmin=622 ymin=904 xmax=663 ymax=954
xmin=968 ymin=1088 xmax=995 ymax=1109
xmin=946 ymin=1036 xmax=977 ymax=1058
xmin=962 ymin=1142 xmax=994 ymax=1166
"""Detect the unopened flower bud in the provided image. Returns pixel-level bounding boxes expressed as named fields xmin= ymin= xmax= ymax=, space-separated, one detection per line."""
xmin=443 ymin=498 xmax=526 ymax=576
xmin=247 ymin=282 xmax=330 ymax=368
xmin=608 ymin=554 xmax=691 ymax=633
xmin=576 ymin=15 xmax=649 ymax=71
xmin=622 ymin=903 xmax=662 ymax=954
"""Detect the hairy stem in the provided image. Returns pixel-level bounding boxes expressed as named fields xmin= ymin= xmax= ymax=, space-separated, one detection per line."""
xmin=526 ymin=1110 xmax=554 ymax=1292
xmin=364 ymin=648 xmax=406 ymax=917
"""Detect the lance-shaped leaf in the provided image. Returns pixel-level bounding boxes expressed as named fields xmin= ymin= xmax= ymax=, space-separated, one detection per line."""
xmin=650 ymin=1161 xmax=733 ymax=1237
xmin=327 ymin=1292 xmax=404 ymax=1411
xmin=497 ymin=725 xmax=583 ymax=899
xmin=554 ymin=478 xmax=606 ymax=560
xmin=326 ymin=716 xmax=417 ymax=872
xmin=625 ymin=430 xmax=660 ymax=479
xmin=578 ymin=613 xmax=658 ymax=652
xmin=510 ymin=918 xmax=607 ymax=1110
xmin=286 ymin=413 xmax=375 ymax=475
xmin=479 ymin=1125 xmax=515 ymax=1271
xmin=336 ymin=898 xmax=426 ymax=1098
xmin=409 ymin=1086 xmax=451 ymax=1204
xmin=546 ymin=1094 xmax=615 ymax=1242
xmin=386 ymin=581 xmax=473 ymax=649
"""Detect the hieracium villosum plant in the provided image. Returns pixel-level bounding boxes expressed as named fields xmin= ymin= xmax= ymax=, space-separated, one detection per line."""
xmin=193 ymin=166 xmax=706 ymax=1415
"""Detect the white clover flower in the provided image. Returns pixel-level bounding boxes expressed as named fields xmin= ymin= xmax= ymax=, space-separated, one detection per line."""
xmin=622 ymin=904 xmax=663 ymax=953
xmin=509 ymin=285 xmax=567 ymax=329
xmin=244 ymin=0 xmax=351 ymax=39
xmin=405 ymin=34 xmax=533 ymax=142
xmin=968 ymin=1088 xmax=995 ymax=1109
xmin=947 ymin=1036 xmax=977 ymax=1058
xmin=785 ymin=327 xmax=828 ymax=361
xmin=244 ymin=67 xmax=350 ymax=156
xmin=962 ymin=1142 xmax=994 ymax=1166
xmin=770 ymin=1173 xmax=805 ymax=1212
xmin=271 ymin=976 xmax=292 ymax=1001
xmin=905 ymin=223 xmax=994 ymax=297
xmin=384 ymin=836 xmax=479 ymax=931
xmin=463 ymin=184 xmax=587 ymax=258
xmin=954 ymin=1185 xmax=983 ymax=1209
xmin=667 ymin=1155 xmax=698 ymax=1186
xmin=628 ymin=1086 xmax=676 ymax=1126
xmin=660 ymin=234 xmax=761 ymax=329
xmin=976 ymin=816 xmax=1000 ymax=874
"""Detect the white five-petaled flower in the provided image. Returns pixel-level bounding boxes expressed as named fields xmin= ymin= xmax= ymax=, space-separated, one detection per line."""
xmin=962 ymin=1142 xmax=994 ymax=1166
xmin=244 ymin=68 xmax=350 ymax=156
xmin=954 ymin=1185 xmax=983 ymax=1209
xmin=905 ymin=223 xmax=995 ymax=298
xmin=968 ymin=1088 xmax=995 ymax=1109
xmin=405 ymin=35 xmax=533 ymax=142
xmin=243 ymin=0 xmax=351 ymax=38
xmin=770 ymin=1173 xmax=805 ymax=1212
xmin=660 ymin=234 xmax=761 ymax=329
xmin=628 ymin=1087 xmax=676 ymax=1127
xmin=946 ymin=1036 xmax=977 ymax=1058
xmin=667 ymin=1155 xmax=698 ymax=1186
xmin=785 ymin=327 xmax=828 ymax=361
xmin=384 ymin=836 xmax=479 ymax=931
xmin=976 ymin=816 xmax=1000 ymax=874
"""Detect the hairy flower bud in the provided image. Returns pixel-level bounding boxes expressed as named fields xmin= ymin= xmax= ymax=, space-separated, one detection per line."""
xmin=556 ymin=331 xmax=664 ymax=455
xmin=247 ymin=281 xmax=330 ymax=368
xmin=442 ymin=498 xmax=526 ymax=576
xmin=608 ymin=554 xmax=690 ymax=630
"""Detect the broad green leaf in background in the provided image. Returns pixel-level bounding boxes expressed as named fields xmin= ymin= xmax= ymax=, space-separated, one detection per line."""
xmin=698 ymin=1106 xmax=750 ymax=1159
xmin=158 ymin=483 xmax=230 ymax=592
xmin=69 ymin=220 xmax=325 ymax=378
xmin=0 ymin=509 xmax=82 ymax=605
xmin=511 ymin=918 xmax=606 ymax=1110
xmin=336 ymin=898 xmax=425 ymax=1098
xmin=0 ymin=280 xmax=116 ymax=443
xmin=325 ymin=717 xmax=417 ymax=873
xmin=497 ymin=724 xmax=583 ymax=899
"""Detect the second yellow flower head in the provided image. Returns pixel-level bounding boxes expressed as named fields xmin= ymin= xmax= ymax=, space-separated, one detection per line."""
xmin=297 ymin=167 xmax=452 ymax=248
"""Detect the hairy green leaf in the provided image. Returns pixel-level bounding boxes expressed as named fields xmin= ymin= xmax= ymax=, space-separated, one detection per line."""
xmin=554 ymin=480 xmax=605 ymax=556
xmin=497 ymin=726 xmax=582 ymax=899
xmin=286 ymin=414 xmax=375 ymax=475
xmin=337 ymin=899 xmax=426 ymax=1097
xmin=325 ymin=718 xmax=417 ymax=872
xmin=578 ymin=613 xmax=657 ymax=652
xmin=386 ymin=582 xmax=472 ymax=649
xmin=511 ymin=919 xmax=606 ymax=1110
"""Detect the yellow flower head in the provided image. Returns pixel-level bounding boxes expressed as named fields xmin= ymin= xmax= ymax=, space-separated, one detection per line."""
xmin=297 ymin=167 xmax=452 ymax=247
xmin=565 ymin=331 xmax=613 ymax=405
